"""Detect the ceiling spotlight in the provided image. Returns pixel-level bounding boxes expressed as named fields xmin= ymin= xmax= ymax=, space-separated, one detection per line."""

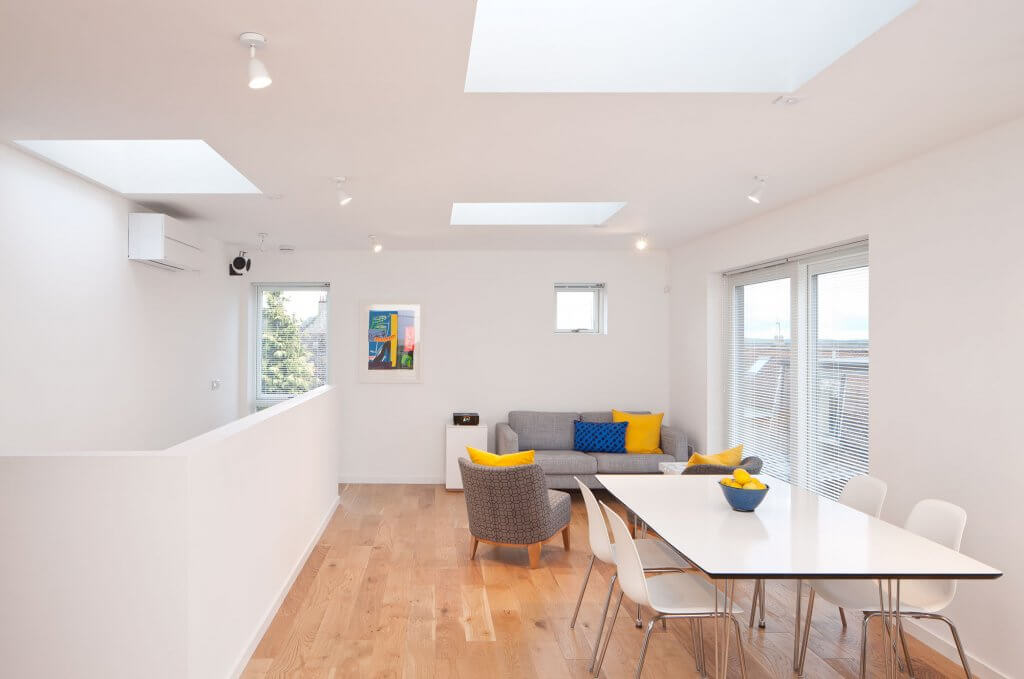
xmin=240 ymin=33 xmax=272 ymax=89
xmin=369 ymin=235 xmax=383 ymax=253
xmin=747 ymin=176 xmax=767 ymax=204
xmin=335 ymin=177 xmax=353 ymax=206
xmin=634 ymin=234 xmax=649 ymax=251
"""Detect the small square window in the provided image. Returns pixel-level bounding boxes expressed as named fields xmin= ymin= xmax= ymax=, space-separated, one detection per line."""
xmin=555 ymin=283 xmax=605 ymax=333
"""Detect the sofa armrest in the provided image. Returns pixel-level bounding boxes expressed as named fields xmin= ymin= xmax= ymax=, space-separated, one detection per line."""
xmin=495 ymin=423 xmax=519 ymax=454
xmin=660 ymin=426 xmax=689 ymax=462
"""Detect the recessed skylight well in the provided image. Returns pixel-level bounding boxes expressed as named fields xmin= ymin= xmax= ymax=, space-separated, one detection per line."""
xmin=450 ymin=202 xmax=626 ymax=227
xmin=13 ymin=139 xmax=261 ymax=194
xmin=465 ymin=0 xmax=917 ymax=93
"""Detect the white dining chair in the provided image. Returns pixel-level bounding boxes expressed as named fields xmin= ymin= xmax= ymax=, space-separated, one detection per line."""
xmin=748 ymin=474 xmax=888 ymax=634
xmin=593 ymin=501 xmax=748 ymax=679
xmin=570 ymin=478 xmax=691 ymax=672
xmin=796 ymin=499 xmax=972 ymax=679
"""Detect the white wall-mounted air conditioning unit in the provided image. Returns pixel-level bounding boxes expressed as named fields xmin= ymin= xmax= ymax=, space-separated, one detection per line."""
xmin=128 ymin=213 xmax=203 ymax=271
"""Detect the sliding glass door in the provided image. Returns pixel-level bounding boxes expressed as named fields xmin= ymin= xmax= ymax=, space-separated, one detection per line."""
xmin=725 ymin=244 xmax=869 ymax=499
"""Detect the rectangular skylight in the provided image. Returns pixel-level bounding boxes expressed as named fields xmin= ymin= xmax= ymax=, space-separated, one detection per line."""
xmin=13 ymin=139 xmax=261 ymax=194
xmin=450 ymin=202 xmax=626 ymax=226
xmin=465 ymin=0 xmax=916 ymax=93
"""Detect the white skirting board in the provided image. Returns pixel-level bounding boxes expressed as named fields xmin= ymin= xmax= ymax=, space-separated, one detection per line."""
xmin=903 ymin=619 xmax=1006 ymax=679
xmin=339 ymin=475 xmax=444 ymax=484
xmin=229 ymin=495 xmax=340 ymax=679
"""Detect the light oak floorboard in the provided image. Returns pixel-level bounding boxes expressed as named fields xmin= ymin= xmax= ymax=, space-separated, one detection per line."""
xmin=242 ymin=484 xmax=975 ymax=679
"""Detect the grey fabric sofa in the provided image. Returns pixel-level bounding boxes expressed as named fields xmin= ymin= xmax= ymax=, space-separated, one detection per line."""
xmin=495 ymin=410 xmax=688 ymax=489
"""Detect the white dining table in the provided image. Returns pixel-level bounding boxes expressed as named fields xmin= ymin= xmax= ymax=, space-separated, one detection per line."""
xmin=596 ymin=474 xmax=1001 ymax=679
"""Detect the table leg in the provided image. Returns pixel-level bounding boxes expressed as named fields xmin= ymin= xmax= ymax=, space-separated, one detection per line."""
xmin=721 ymin=579 xmax=734 ymax=679
xmin=792 ymin=580 xmax=803 ymax=670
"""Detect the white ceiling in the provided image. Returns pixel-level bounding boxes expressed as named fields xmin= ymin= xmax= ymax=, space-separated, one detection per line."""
xmin=465 ymin=0 xmax=917 ymax=93
xmin=1 ymin=0 xmax=1023 ymax=251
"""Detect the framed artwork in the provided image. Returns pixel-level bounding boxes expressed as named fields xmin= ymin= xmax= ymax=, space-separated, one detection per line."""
xmin=359 ymin=303 xmax=422 ymax=383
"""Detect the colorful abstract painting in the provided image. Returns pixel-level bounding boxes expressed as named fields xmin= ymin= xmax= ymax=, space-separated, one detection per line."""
xmin=362 ymin=304 xmax=421 ymax=382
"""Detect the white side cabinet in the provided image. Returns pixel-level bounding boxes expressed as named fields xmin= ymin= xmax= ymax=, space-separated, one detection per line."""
xmin=445 ymin=424 xmax=487 ymax=490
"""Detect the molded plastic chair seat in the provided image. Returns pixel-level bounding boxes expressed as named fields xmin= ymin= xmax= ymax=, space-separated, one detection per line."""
xmin=646 ymin=572 xmax=744 ymax=616
xmin=807 ymin=577 xmax=951 ymax=615
xmin=624 ymin=538 xmax=690 ymax=572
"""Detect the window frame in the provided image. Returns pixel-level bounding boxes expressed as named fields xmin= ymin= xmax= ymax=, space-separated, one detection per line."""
xmin=553 ymin=282 xmax=607 ymax=334
xmin=723 ymin=242 xmax=868 ymax=499
xmin=252 ymin=282 xmax=331 ymax=411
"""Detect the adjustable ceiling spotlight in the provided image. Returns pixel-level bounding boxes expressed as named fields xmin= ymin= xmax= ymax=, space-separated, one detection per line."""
xmin=369 ymin=235 xmax=383 ymax=253
xmin=747 ymin=176 xmax=767 ymax=204
xmin=634 ymin=233 xmax=649 ymax=251
xmin=239 ymin=32 xmax=272 ymax=89
xmin=335 ymin=176 xmax=353 ymax=206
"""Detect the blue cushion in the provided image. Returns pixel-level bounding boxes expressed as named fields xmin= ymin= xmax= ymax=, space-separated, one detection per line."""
xmin=573 ymin=421 xmax=627 ymax=453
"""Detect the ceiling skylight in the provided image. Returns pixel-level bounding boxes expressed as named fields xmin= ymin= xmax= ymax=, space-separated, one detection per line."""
xmin=465 ymin=0 xmax=916 ymax=93
xmin=13 ymin=139 xmax=261 ymax=194
xmin=450 ymin=202 xmax=626 ymax=226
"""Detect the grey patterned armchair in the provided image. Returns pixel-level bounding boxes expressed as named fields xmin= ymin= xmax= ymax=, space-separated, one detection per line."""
xmin=458 ymin=458 xmax=571 ymax=568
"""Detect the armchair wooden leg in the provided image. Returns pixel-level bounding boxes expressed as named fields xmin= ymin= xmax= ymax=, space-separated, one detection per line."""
xmin=562 ymin=525 xmax=571 ymax=551
xmin=470 ymin=536 xmax=479 ymax=560
xmin=528 ymin=542 xmax=542 ymax=569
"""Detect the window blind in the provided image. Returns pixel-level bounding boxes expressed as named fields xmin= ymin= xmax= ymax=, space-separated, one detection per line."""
xmin=255 ymin=284 xmax=330 ymax=409
xmin=725 ymin=244 xmax=868 ymax=499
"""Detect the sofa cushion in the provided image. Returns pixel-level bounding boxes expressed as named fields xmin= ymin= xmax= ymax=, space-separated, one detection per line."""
xmin=580 ymin=410 xmax=650 ymax=423
xmin=532 ymin=450 xmax=599 ymax=475
xmin=589 ymin=452 xmax=676 ymax=474
xmin=508 ymin=411 xmax=579 ymax=450
xmin=573 ymin=421 xmax=627 ymax=453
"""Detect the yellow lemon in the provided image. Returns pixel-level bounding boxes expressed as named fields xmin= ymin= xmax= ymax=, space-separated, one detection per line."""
xmin=733 ymin=468 xmax=751 ymax=484
xmin=721 ymin=478 xmax=740 ymax=488
xmin=741 ymin=481 xmax=761 ymax=490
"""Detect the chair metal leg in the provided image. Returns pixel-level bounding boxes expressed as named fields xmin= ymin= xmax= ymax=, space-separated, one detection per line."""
xmin=593 ymin=590 xmax=624 ymax=678
xmin=634 ymin=616 xmax=659 ymax=679
xmin=636 ymin=601 xmax=643 ymax=628
xmin=898 ymin=618 xmax=915 ymax=678
xmin=796 ymin=588 xmax=816 ymax=676
xmin=731 ymin=614 xmax=749 ymax=679
xmin=860 ymin=612 xmax=879 ymax=679
xmin=690 ymin=619 xmax=704 ymax=675
xmin=570 ymin=555 xmax=596 ymax=629
xmin=908 ymin=613 xmax=973 ymax=679
xmin=589 ymin=574 xmax=617 ymax=672
xmin=696 ymin=618 xmax=707 ymax=677
xmin=748 ymin=579 xmax=760 ymax=628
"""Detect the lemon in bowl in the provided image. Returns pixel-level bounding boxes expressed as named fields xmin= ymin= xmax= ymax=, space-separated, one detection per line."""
xmin=719 ymin=470 xmax=769 ymax=512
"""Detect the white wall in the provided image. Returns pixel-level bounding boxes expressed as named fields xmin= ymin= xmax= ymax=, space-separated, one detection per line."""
xmin=668 ymin=116 xmax=1024 ymax=677
xmin=0 ymin=144 xmax=240 ymax=452
xmin=0 ymin=387 xmax=340 ymax=679
xmin=239 ymin=249 xmax=672 ymax=482
xmin=183 ymin=386 xmax=340 ymax=679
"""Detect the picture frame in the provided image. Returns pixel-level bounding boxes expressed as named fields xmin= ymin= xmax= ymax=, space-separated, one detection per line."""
xmin=359 ymin=303 xmax=422 ymax=383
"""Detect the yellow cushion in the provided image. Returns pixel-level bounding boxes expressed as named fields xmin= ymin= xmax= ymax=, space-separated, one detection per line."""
xmin=611 ymin=410 xmax=664 ymax=454
xmin=686 ymin=444 xmax=744 ymax=468
xmin=467 ymin=446 xmax=535 ymax=467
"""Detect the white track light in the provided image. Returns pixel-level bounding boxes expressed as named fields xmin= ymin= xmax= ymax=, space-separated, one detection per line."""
xmin=747 ymin=176 xmax=767 ymax=204
xmin=369 ymin=235 xmax=383 ymax=253
xmin=335 ymin=177 xmax=353 ymax=206
xmin=634 ymin=234 xmax=649 ymax=251
xmin=240 ymin=33 xmax=272 ymax=89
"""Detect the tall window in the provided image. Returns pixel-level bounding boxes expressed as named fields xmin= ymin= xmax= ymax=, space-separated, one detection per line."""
xmin=555 ymin=283 xmax=606 ymax=333
xmin=725 ymin=244 xmax=868 ymax=499
xmin=254 ymin=284 xmax=330 ymax=410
